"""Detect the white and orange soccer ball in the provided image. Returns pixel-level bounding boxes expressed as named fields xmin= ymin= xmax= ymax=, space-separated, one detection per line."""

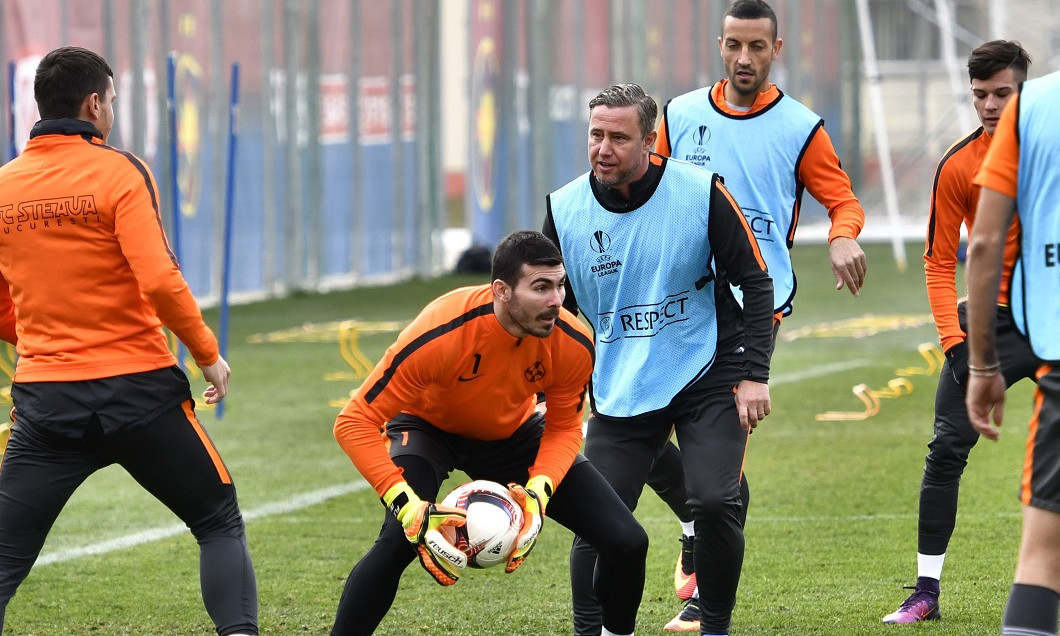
xmin=439 ymin=480 xmax=524 ymax=569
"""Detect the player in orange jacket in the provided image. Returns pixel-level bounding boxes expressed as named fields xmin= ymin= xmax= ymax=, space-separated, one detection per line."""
xmin=331 ymin=231 xmax=647 ymax=636
xmin=883 ymin=40 xmax=1036 ymax=624
xmin=0 ymin=47 xmax=257 ymax=635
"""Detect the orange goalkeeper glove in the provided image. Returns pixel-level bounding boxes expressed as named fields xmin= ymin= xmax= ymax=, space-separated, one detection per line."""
xmin=505 ymin=475 xmax=553 ymax=573
xmin=382 ymin=482 xmax=467 ymax=585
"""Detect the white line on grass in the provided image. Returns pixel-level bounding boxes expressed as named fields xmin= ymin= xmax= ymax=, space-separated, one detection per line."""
xmin=33 ymin=360 xmax=872 ymax=568
xmin=771 ymin=359 xmax=869 ymax=386
xmin=34 ymin=480 xmax=372 ymax=567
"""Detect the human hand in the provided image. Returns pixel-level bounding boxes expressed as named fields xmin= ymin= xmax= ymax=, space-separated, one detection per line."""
xmin=198 ymin=356 xmax=231 ymax=404
xmin=829 ymin=237 xmax=867 ymax=296
xmin=505 ymin=475 xmax=552 ymax=573
xmin=734 ymin=380 xmax=770 ymax=431
xmin=966 ymin=372 xmax=1006 ymax=441
xmin=383 ymin=482 xmax=467 ymax=585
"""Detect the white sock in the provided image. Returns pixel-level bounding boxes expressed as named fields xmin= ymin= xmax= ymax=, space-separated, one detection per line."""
xmin=680 ymin=520 xmax=695 ymax=537
xmin=601 ymin=629 xmax=632 ymax=636
xmin=917 ymin=552 xmax=946 ymax=581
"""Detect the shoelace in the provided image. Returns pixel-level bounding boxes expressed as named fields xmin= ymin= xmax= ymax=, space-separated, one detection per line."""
xmin=898 ymin=588 xmax=937 ymax=611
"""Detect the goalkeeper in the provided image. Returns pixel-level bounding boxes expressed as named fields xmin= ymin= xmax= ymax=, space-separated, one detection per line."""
xmin=331 ymin=231 xmax=648 ymax=636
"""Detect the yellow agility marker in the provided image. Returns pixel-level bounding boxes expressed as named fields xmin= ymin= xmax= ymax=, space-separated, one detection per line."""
xmin=322 ymin=321 xmax=406 ymax=406
xmin=323 ymin=321 xmax=378 ymax=381
xmin=815 ymin=383 xmax=881 ymax=421
xmin=875 ymin=377 xmax=914 ymax=399
xmin=0 ymin=342 xmax=16 ymax=405
xmin=896 ymin=342 xmax=945 ymax=376
xmin=0 ymin=421 xmax=10 ymax=458
xmin=322 ymin=320 xmax=406 ymax=382
xmin=165 ymin=330 xmax=201 ymax=379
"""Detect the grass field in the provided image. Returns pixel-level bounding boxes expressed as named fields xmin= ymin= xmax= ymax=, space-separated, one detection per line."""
xmin=3 ymin=241 xmax=1034 ymax=635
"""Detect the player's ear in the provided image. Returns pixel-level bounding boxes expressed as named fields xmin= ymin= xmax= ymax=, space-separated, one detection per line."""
xmin=491 ymin=278 xmax=511 ymax=302
xmin=80 ymin=91 xmax=100 ymax=119
xmin=772 ymin=37 xmax=783 ymax=60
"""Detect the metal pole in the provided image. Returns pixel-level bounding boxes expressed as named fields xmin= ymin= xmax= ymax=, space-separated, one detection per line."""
xmin=610 ymin=0 xmax=626 ymax=81
xmin=158 ymin=0 xmax=173 ymax=229
xmin=528 ymin=0 xmax=552 ymax=226
xmin=346 ymin=0 xmax=363 ymax=279
xmin=305 ymin=0 xmax=322 ymax=287
xmin=709 ymin=1 xmax=725 ymax=84
xmin=129 ymin=1 xmax=147 ymax=157
xmin=573 ymin=0 xmax=585 ymax=165
xmin=283 ymin=0 xmax=304 ymax=290
xmin=415 ymin=0 xmax=442 ymax=275
xmin=934 ymin=0 xmax=975 ymax=132
xmin=854 ymin=0 xmax=907 ymax=271
xmin=166 ymin=53 xmax=186 ymax=371
xmin=501 ymin=0 xmax=518 ymax=235
xmin=103 ymin=0 xmax=117 ymax=141
xmin=261 ymin=0 xmax=278 ymax=294
xmin=389 ymin=0 xmax=406 ymax=273
xmin=627 ymin=0 xmax=646 ymax=85
xmin=217 ymin=62 xmax=240 ymax=419
xmin=786 ymin=1 xmax=801 ymax=96
xmin=841 ymin=0 xmax=862 ymax=191
xmin=210 ymin=0 xmax=227 ymax=300
xmin=989 ymin=0 xmax=1008 ymax=40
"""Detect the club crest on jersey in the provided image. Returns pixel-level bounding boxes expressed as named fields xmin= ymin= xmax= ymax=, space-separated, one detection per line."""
xmin=524 ymin=361 xmax=545 ymax=382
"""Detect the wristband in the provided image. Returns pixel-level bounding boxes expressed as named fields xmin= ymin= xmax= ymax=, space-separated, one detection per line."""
xmin=967 ymin=362 xmax=1000 ymax=377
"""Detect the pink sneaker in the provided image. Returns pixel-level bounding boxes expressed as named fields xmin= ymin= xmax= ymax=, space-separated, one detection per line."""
xmin=882 ymin=587 xmax=940 ymax=623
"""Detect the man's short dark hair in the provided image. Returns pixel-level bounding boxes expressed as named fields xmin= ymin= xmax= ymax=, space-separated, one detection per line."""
xmin=588 ymin=83 xmax=658 ymax=139
xmin=726 ymin=0 xmax=778 ymax=41
xmin=491 ymin=230 xmax=563 ymax=288
xmin=34 ymin=46 xmax=113 ymax=119
xmin=967 ymin=40 xmax=1031 ymax=83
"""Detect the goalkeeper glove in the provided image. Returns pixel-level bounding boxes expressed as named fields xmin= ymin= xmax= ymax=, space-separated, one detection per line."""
xmin=505 ymin=475 xmax=553 ymax=573
xmin=382 ymin=482 xmax=467 ymax=585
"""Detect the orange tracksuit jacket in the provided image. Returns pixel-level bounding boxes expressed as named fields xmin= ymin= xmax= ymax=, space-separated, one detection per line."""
xmin=0 ymin=119 xmax=217 ymax=382
xmin=924 ymin=127 xmax=1021 ymax=353
xmin=334 ymin=284 xmax=594 ymax=499
xmin=654 ymin=80 xmax=864 ymax=243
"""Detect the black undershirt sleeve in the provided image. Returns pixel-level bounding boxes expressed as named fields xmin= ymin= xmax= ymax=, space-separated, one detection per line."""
xmin=707 ymin=175 xmax=773 ymax=382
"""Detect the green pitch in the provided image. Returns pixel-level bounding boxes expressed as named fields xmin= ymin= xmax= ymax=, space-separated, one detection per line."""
xmin=5 ymin=242 xmax=1029 ymax=635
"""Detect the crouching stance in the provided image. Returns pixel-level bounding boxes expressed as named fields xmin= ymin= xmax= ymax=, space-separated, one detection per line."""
xmin=331 ymin=231 xmax=647 ymax=636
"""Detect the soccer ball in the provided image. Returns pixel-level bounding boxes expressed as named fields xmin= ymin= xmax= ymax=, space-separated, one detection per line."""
xmin=439 ymin=480 xmax=524 ymax=569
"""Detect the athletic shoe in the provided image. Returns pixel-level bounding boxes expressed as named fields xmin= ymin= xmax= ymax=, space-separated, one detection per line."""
xmin=673 ymin=534 xmax=696 ymax=600
xmin=882 ymin=587 xmax=941 ymax=623
xmin=664 ymin=597 xmax=700 ymax=632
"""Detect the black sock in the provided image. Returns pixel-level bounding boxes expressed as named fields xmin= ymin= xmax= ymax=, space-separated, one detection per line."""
xmin=916 ymin=576 xmax=940 ymax=596
xmin=1001 ymin=583 xmax=1059 ymax=635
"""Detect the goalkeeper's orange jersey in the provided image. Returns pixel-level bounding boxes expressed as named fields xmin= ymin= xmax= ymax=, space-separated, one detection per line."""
xmin=334 ymin=284 xmax=594 ymax=498
xmin=0 ymin=119 xmax=218 ymax=382
xmin=923 ymin=127 xmax=1021 ymax=352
